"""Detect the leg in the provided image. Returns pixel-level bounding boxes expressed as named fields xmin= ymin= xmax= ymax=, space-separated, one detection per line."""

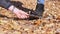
xmin=0 ymin=0 xmax=11 ymax=9
xmin=37 ymin=0 xmax=44 ymax=4
xmin=5 ymin=0 xmax=10 ymax=2
xmin=31 ymin=0 xmax=44 ymax=18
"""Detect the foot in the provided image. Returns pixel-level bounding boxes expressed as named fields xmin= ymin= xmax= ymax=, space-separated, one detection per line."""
xmin=31 ymin=4 xmax=44 ymax=18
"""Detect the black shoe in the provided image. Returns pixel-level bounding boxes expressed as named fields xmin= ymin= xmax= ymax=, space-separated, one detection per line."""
xmin=30 ymin=4 xmax=44 ymax=19
xmin=28 ymin=4 xmax=44 ymax=20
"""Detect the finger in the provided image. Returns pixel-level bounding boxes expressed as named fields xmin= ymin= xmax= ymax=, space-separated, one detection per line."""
xmin=22 ymin=14 xmax=29 ymax=18
xmin=16 ymin=14 xmax=22 ymax=19
xmin=24 ymin=16 xmax=28 ymax=18
xmin=17 ymin=15 xmax=21 ymax=19
xmin=20 ymin=11 xmax=29 ymax=15
xmin=21 ymin=15 xmax=26 ymax=19
xmin=24 ymin=13 xmax=29 ymax=15
xmin=27 ymin=15 xmax=29 ymax=18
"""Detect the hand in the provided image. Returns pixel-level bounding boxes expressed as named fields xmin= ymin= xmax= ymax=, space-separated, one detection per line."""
xmin=13 ymin=9 xmax=29 ymax=19
xmin=8 ymin=5 xmax=29 ymax=19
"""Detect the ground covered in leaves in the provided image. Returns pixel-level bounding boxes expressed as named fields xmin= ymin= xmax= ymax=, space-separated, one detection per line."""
xmin=0 ymin=0 xmax=60 ymax=34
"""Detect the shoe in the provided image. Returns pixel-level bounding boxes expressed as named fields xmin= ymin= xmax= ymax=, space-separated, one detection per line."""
xmin=30 ymin=4 xmax=44 ymax=19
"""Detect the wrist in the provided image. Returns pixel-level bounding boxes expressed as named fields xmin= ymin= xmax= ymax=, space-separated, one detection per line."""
xmin=8 ymin=5 xmax=15 ymax=12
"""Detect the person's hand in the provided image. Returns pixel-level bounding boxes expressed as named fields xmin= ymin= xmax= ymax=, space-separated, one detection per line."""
xmin=13 ymin=9 xmax=29 ymax=19
xmin=8 ymin=5 xmax=29 ymax=19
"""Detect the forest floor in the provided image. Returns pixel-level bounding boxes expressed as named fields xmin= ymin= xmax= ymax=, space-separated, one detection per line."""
xmin=0 ymin=0 xmax=60 ymax=34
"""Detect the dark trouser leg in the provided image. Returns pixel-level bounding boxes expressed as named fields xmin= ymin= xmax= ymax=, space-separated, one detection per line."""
xmin=0 ymin=0 xmax=11 ymax=9
xmin=5 ymin=0 xmax=10 ymax=2
xmin=34 ymin=0 xmax=44 ymax=18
